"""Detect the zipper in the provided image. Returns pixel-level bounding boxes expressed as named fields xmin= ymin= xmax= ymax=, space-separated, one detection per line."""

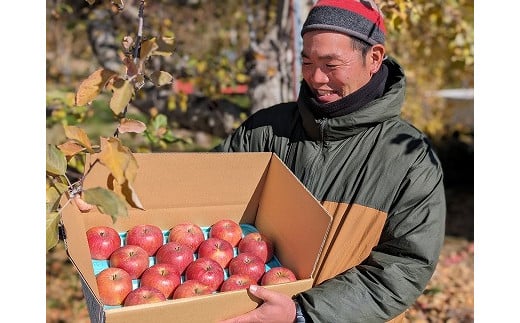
xmin=305 ymin=118 xmax=328 ymax=190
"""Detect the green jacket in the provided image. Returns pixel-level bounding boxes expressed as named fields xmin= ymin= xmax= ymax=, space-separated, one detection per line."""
xmin=213 ymin=56 xmax=446 ymax=322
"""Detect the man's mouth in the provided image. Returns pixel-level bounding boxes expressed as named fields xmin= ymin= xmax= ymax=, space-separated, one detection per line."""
xmin=315 ymin=90 xmax=339 ymax=103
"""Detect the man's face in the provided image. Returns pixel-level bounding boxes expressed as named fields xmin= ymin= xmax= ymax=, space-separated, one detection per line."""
xmin=301 ymin=30 xmax=374 ymax=104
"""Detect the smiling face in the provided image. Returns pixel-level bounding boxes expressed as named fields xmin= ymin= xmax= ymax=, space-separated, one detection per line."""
xmin=301 ymin=30 xmax=385 ymax=104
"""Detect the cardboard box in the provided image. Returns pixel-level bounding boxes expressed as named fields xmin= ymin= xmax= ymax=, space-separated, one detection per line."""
xmin=61 ymin=152 xmax=332 ymax=323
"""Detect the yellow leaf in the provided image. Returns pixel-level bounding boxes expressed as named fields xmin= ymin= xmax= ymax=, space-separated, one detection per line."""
xmin=63 ymin=125 xmax=93 ymax=152
xmin=98 ymin=137 xmax=131 ymax=184
xmin=118 ymin=118 xmax=147 ymax=134
xmin=109 ymin=175 xmax=145 ymax=210
xmin=150 ymin=71 xmax=173 ymax=87
xmin=75 ymin=68 xmax=117 ymax=106
xmin=125 ymin=181 xmax=144 ymax=209
xmin=57 ymin=140 xmax=85 ymax=157
xmin=109 ymin=78 xmax=134 ymax=115
xmin=122 ymin=145 xmax=139 ymax=183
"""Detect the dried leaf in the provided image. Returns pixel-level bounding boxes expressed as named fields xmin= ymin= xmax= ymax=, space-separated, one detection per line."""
xmin=150 ymin=71 xmax=173 ymax=87
xmin=111 ymin=0 xmax=124 ymax=11
xmin=63 ymin=125 xmax=93 ymax=152
xmin=123 ymin=56 xmax=138 ymax=78
xmin=98 ymin=137 xmax=131 ymax=184
xmin=83 ymin=187 xmax=128 ymax=222
xmin=132 ymin=74 xmax=145 ymax=90
xmin=109 ymin=78 xmax=134 ymax=115
xmin=154 ymin=36 xmax=176 ymax=56
xmin=57 ymin=140 xmax=85 ymax=157
xmin=73 ymin=195 xmax=95 ymax=212
xmin=75 ymin=68 xmax=117 ymax=106
xmin=46 ymin=212 xmax=61 ymax=251
xmin=46 ymin=144 xmax=67 ymax=175
xmin=118 ymin=118 xmax=147 ymax=134
xmin=122 ymin=36 xmax=133 ymax=51
xmin=140 ymin=38 xmax=158 ymax=60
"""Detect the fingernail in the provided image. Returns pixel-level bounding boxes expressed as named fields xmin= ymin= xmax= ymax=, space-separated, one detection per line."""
xmin=249 ymin=285 xmax=257 ymax=292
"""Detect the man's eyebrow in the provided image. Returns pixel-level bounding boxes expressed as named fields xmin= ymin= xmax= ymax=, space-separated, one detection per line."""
xmin=301 ymin=51 xmax=342 ymax=60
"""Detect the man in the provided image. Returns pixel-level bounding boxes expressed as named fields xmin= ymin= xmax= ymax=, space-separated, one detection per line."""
xmin=215 ymin=0 xmax=446 ymax=322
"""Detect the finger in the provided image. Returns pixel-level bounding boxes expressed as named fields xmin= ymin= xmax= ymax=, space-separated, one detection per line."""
xmin=248 ymin=284 xmax=274 ymax=302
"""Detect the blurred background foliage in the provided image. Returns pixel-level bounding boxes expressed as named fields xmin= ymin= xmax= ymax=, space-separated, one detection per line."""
xmin=46 ymin=0 xmax=473 ymax=146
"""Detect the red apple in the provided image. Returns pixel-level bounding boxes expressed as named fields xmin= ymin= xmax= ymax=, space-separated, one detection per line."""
xmin=209 ymin=219 xmax=243 ymax=247
xmin=185 ymin=257 xmax=225 ymax=292
xmin=123 ymin=286 xmax=166 ymax=306
xmin=139 ymin=263 xmax=182 ymax=299
xmin=260 ymin=266 xmax=297 ymax=286
xmin=168 ymin=222 xmax=205 ymax=252
xmin=228 ymin=252 xmax=265 ymax=283
xmin=96 ymin=267 xmax=133 ymax=306
xmin=125 ymin=224 xmax=164 ymax=256
xmin=172 ymin=280 xmax=213 ymax=299
xmin=197 ymin=237 xmax=234 ymax=269
xmin=155 ymin=241 xmax=195 ymax=275
xmin=238 ymin=232 xmax=274 ymax=263
xmin=109 ymin=245 xmax=150 ymax=279
xmin=86 ymin=226 xmax=121 ymax=260
xmin=220 ymin=274 xmax=254 ymax=292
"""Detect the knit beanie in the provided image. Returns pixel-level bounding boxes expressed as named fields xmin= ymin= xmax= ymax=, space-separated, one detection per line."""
xmin=301 ymin=0 xmax=386 ymax=45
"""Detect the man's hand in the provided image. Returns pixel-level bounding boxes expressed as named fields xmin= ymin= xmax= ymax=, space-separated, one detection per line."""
xmin=219 ymin=285 xmax=296 ymax=323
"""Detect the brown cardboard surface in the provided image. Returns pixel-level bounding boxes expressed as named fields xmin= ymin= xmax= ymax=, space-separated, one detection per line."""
xmin=314 ymin=202 xmax=387 ymax=285
xmin=61 ymin=152 xmax=332 ymax=323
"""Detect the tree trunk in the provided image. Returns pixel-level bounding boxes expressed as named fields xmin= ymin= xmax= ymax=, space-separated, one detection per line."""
xmin=246 ymin=0 xmax=314 ymax=114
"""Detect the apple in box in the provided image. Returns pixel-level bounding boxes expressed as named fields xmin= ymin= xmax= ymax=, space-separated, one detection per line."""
xmin=198 ymin=237 xmax=234 ymax=269
xmin=261 ymin=266 xmax=297 ymax=286
xmin=209 ymin=219 xmax=243 ymax=247
xmin=173 ymin=280 xmax=213 ymax=299
xmin=156 ymin=241 xmax=195 ymax=275
xmin=140 ymin=263 xmax=182 ymax=299
xmin=96 ymin=267 xmax=133 ymax=306
xmin=109 ymin=245 xmax=150 ymax=279
xmin=220 ymin=274 xmax=254 ymax=292
xmin=228 ymin=252 xmax=265 ymax=283
xmin=126 ymin=224 xmax=164 ymax=256
xmin=123 ymin=286 xmax=166 ymax=306
xmin=168 ymin=222 xmax=205 ymax=252
xmin=185 ymin=257 xmax=225 ymax=292
xmin=238 ymin=232 xmax=274 ymax=263
xmin=86 ymin=226 xmax=121 ymax=260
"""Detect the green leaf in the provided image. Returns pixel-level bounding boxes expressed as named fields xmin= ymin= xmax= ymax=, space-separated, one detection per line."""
xmin=83 ymin=187 xmax=128 ymax=222
xmin=46 ymin=212 xmax=61 ymax=251
xmin=46 ymin=144 xmax=67 ymax=175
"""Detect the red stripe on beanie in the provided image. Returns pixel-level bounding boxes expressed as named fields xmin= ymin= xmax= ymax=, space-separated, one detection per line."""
xmin=314 ymin=0 xmax=386 ymax=34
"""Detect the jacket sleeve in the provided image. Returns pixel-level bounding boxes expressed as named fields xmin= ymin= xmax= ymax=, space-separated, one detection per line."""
xmin=295 ymin=148 xmax=446 ymax=322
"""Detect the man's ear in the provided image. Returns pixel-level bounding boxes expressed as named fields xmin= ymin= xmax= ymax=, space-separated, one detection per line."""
xmin=369 ymin=44 xmax=385 ymax=74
